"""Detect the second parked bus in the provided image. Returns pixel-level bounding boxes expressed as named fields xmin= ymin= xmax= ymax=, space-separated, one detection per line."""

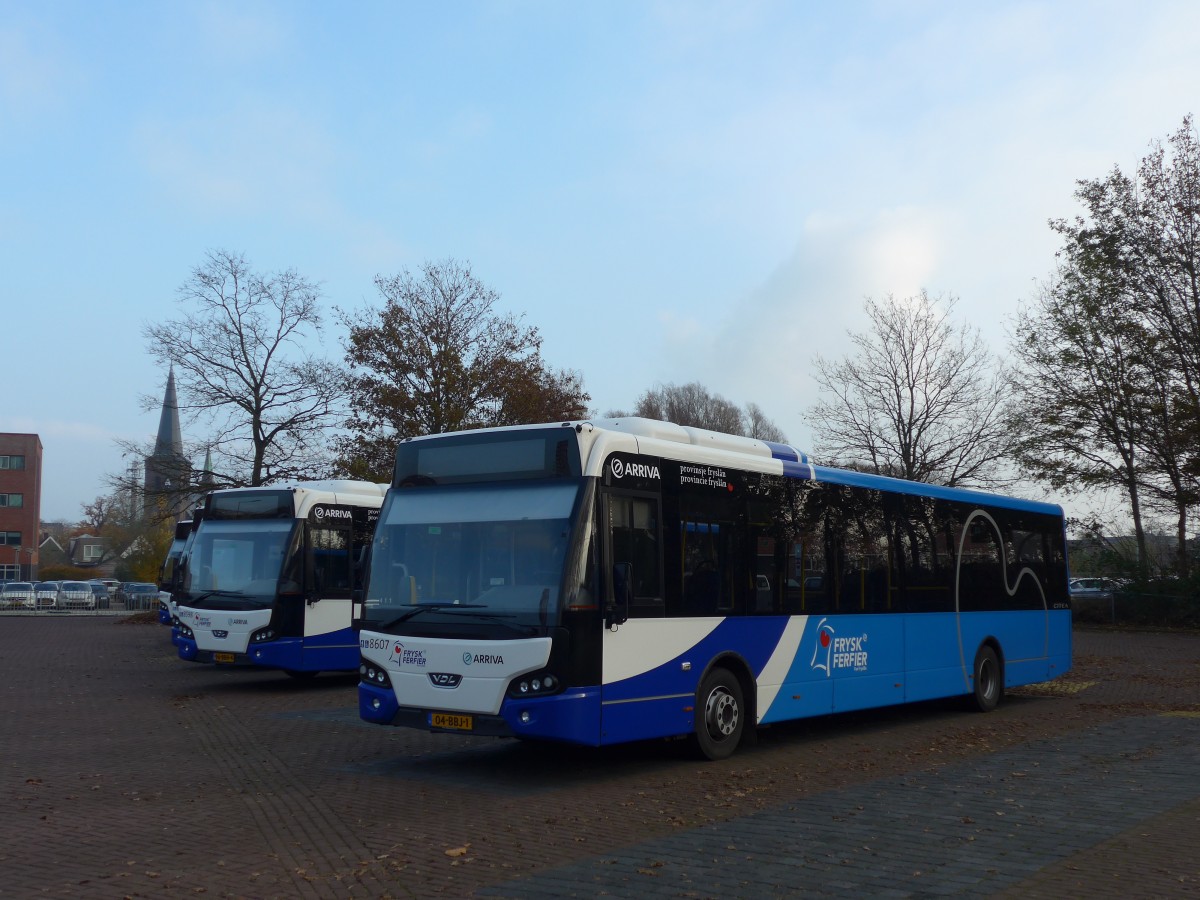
xmin=176 ymin=480 xmax=386 ymax=676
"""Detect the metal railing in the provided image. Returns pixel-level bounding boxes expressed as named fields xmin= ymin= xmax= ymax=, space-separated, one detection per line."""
xmin=0 ymin=593 xmax=165 ymax=616
xmin=1072 ymin=590 xmax=1200 ymax=628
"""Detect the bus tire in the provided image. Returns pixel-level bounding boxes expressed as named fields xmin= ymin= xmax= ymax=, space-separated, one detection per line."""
xmin=970 ymin=644 xmax=1002 ymax=712
xmin=692 ymin=667 xmax=744 ymax=760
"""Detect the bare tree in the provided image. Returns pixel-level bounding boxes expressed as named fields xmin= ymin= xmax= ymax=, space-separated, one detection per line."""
xmin=142 ymin=250 xmax=346 ymax=487
xmin=806 ymin=292 xmax=1013 ymax=488
xmin=629 ymin=382 xmax=787 ymax=441
xmin=744 ymin=402 xmax=787 ymax=443
xmin=336 ymin=258 xmax=589 ymax=481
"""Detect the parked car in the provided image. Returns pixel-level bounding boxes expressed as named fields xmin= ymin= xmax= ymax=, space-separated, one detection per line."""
xmin=1069 ymin=577 xmax=1124 ymax=601
xmin=1 ymin=581 xmax=36 ymax=609
xmin=58 ymin=580 xmax=96 ymax=609
xmin=121 ymin=582 xmax=161 ymax=610
xmin=88 ymin=581 xmax=111 ymax=609
xmin=33 ymin=581 xmax=60 ymax=609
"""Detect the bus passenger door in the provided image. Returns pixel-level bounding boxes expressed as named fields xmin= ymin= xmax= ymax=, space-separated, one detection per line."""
xmin=600 ymin=489 xmax=698 ymax=744
xmin=305 ymin=523 xmax=354 ymax=646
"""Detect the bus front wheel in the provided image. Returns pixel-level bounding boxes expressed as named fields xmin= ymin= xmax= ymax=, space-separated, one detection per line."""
xmin=970 ymin=645 xmax=1002 ymax=712
xmin=693 ymin=668 xmax=744 ymax=760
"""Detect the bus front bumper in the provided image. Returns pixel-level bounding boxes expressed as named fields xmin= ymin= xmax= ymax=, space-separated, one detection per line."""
xmin=358 ymin=683 xmax=602 ymax=744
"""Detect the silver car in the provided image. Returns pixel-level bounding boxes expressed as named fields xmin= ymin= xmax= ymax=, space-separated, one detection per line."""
xmin=33 ymin=581 xmax=60 ymax=609
xmin=58 ymin=580 xmax=96 ymax=609
xmin=1 ymin=582 xmax=36 ymax=609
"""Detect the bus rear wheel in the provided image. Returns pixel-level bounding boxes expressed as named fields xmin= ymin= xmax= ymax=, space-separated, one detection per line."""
xmin=970 ymin=645 xmax=1002 ymax=712
xmin=692 ymin=668 xmax=744 ymax=760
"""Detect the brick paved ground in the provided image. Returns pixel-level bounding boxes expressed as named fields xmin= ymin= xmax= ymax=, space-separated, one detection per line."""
xmin=1 ymin=617 xmax=1197 ymax=898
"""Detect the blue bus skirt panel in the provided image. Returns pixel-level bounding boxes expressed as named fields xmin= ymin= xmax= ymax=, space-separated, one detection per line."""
xmin=600 ymin=617 xmax=792 ymax=744
xmin=502 ymin=688 xmax=603 ymax=744
xmin=759 ymin=615 xmax=906 ymax=722
xmin=1045 ymin=608 xmax=1072 ymax=683
xmin=284 ymin=626 xmax=360 ymax=672
xmin=903 ymin=613 xmax=970 ymax=703
xmin=177 ymin=634 xmax=336 ymax=673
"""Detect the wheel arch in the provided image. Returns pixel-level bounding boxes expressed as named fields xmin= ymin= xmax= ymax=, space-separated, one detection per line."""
xmin=978 ymin=635 xmax=1005 ymax=685
xmin=697 ymin=651 xmax=758 ymax=729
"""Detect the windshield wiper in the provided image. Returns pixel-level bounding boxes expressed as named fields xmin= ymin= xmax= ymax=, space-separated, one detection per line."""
xmin=376 ymin=603 xmax=537 ymax=635
xmin=379 ymin=602 xmax=486 ymax=629
xmin=188 ymin=589 xmax=247 ymax=604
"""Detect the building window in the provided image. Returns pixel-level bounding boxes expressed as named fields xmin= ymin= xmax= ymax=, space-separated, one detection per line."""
xmin=0 ymin=494 xmax=23 ymax=508
xmin=83 ymin=545 xmax=103 ymax=561
xmin=0 ymin=531 xmax=20 ymax=546
xmin=0 ymin=456 xmax=25 ymax=470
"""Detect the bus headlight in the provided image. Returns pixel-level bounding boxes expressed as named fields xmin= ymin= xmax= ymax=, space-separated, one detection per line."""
xmin=179 ymin=624 xmax=194 ymax=639
xmin=507 ymin=671 xmax=562 ymax=698
xmin=251 ymin=627 xmax=276 ymax=643
xmin=359 ymin=659 xmax=391 ymax=688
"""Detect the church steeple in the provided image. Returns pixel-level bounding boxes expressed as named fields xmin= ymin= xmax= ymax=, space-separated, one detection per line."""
xmin=143 ymin=367 xmax=192 ymax=520
xmin=199 ymin=448 xmax=216 ymax=487
xmin=152 ymin=366 xmax=183 ymax=459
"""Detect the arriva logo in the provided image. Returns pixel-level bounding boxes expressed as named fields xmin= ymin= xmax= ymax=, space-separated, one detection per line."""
xmin=610 ymin=458 xmax=660 ymax=480
xmin=463 ymin=652 xmax=504 ymax=666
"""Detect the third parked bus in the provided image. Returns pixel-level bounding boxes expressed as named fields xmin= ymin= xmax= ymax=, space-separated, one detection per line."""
xmin=356 ymin=419 xmax=1071 ymax=758
xmin=176 ymin=480 xmax=386 ymax=677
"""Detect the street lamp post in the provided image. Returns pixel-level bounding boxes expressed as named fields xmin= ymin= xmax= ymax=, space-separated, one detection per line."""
xmin=23 ymin=547 xmax=35 ymax=582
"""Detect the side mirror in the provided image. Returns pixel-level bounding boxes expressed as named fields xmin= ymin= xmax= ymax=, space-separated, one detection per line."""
xmin=607 ymin=562 xmax=632 ymax=628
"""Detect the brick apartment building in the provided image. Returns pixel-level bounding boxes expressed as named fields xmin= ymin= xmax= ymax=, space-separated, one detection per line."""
xmin=0 ymin=433 xmax=42 ymax=581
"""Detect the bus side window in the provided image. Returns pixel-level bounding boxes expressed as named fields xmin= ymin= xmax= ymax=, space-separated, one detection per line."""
xmin=609 ymin=494 xmax=664 ymax=617
xmin=311 ymin=526 xmax=351 ymax=595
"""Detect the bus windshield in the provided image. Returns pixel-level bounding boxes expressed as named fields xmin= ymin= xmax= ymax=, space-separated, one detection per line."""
xmin=182 ymin=519 xmax=298 ymax=610
xmin=363 ymin=481 xmax=581 ymax=627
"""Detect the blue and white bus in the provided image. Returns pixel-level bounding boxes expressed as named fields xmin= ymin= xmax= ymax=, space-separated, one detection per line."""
xmin=158 ymin=516 xmax=196 ymax=626
xmin=356 ymin=419 xmax=1071 ymax=759
xmin=176 ymin=481 xmax=386 ymax=677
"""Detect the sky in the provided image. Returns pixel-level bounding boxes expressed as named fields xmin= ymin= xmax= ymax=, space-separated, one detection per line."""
xmin=2 ymin=0 xmax=1198 ymax=524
